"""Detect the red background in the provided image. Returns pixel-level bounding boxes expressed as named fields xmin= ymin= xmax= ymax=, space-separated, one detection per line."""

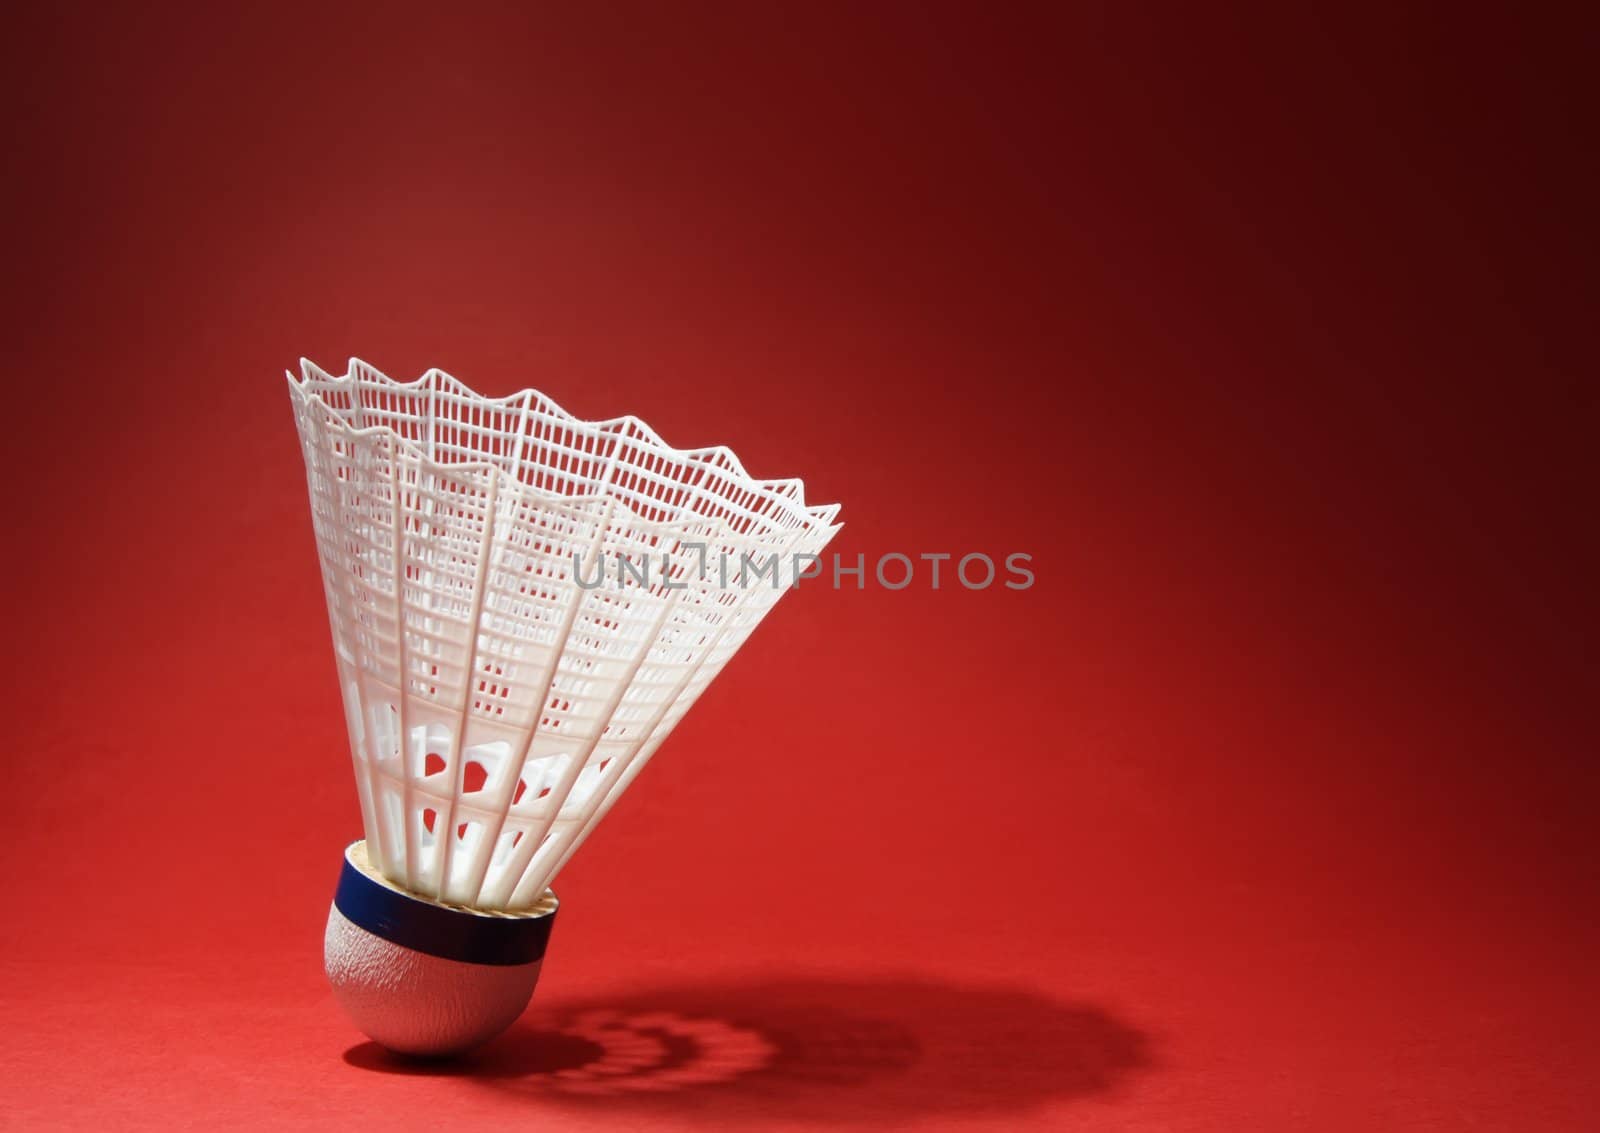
xmin=3 ymin=4 xmax=1595 ymax=1129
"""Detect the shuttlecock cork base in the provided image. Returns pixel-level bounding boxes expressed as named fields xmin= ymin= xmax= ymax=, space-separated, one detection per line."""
xmin=325 ymin=841 xmax=559 ymax=1056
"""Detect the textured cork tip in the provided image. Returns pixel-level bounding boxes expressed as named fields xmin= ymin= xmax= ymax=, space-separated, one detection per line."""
xmin=324 ymin=841 xmax=558 ymax=1056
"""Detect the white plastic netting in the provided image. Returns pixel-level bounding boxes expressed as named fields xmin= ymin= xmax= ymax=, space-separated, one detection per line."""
xmin=290 ymin=359 xmax=840 ymax=909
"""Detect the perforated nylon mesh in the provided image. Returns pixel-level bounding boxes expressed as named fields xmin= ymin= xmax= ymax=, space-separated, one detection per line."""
xmin=291 ymin=359 xmax=840 ymax=909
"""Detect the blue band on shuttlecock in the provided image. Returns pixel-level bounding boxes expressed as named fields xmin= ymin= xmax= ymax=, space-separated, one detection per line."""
xmin=334 ymin=850 xmax=557 ymax=967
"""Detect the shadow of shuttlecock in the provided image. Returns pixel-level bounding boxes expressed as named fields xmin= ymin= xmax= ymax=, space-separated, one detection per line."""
xmin=344 ymin=976 xmax=1152 ymax=1121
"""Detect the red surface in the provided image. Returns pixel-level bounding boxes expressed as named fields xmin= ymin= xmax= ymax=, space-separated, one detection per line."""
xmin=3 ymin=5 xmax=1595 ymax=1129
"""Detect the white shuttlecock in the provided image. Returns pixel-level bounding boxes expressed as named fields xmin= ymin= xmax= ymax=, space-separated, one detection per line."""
xmin=289 ymin=358 xmax=839 ymax=1054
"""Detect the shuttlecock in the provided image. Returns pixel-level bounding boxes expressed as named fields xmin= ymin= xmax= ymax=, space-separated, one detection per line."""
xmin=289 ymin=359 xmax=839 ymax=1055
